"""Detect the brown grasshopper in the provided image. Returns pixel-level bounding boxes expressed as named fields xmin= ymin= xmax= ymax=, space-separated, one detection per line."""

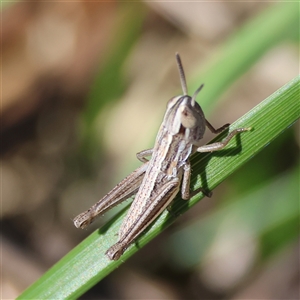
xmin=74 ymin=53 xmax=250 ymax=260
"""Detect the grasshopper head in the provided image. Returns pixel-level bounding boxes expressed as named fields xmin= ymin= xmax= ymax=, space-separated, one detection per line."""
xmin=163 ymin=53 xmax=206 ymax=143
xmin=164 ymin=94 xmax=206 ymax=142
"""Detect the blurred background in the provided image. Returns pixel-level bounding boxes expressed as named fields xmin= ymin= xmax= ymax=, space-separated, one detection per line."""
xmin=1 ymin=1 xmax=299 ymax=299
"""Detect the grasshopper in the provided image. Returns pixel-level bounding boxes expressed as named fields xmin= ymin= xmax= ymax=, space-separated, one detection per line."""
xmin=74 ymin=53 xmax=250 ymax=260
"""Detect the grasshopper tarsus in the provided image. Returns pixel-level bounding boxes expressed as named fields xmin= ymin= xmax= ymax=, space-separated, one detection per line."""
xmin=106 ymin=243 xmax=124 ymax=261
xmin=74 ymin=210 xmax=93 ymax=229
xmin=73 ymin=53 xmax=251 ymax=260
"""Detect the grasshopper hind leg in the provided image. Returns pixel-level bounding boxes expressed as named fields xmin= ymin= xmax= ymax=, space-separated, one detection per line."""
xmin=106 ymin=178 xmax=180 ymax=260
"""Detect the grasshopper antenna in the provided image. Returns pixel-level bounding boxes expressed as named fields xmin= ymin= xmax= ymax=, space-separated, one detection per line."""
xmin=191 ymin=84 xmax=204 ymax=107
xmin=175 ymin=53 xmax=188 ymax=96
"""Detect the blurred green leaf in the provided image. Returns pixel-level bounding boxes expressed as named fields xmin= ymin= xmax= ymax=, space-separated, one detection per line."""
xmin=1 ymin=1 xmax=19 ymax=9
xmin=190 ymin=2 xmax=298 ymax=113
xmin=80 ymin=4 xmax=146 ymax=156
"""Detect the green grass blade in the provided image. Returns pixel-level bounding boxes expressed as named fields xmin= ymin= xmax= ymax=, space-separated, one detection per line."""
xmin=79 ymin=4 xmax=146 ymax=157
xmin=18 ymin=76 xmax=299 ymax=300
xmin=82 ymin=4 xmax=145 ymax=129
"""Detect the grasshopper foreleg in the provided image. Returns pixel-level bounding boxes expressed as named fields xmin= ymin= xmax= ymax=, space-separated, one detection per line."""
xmin=197 ymin=127 xmax=251 ymax=153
